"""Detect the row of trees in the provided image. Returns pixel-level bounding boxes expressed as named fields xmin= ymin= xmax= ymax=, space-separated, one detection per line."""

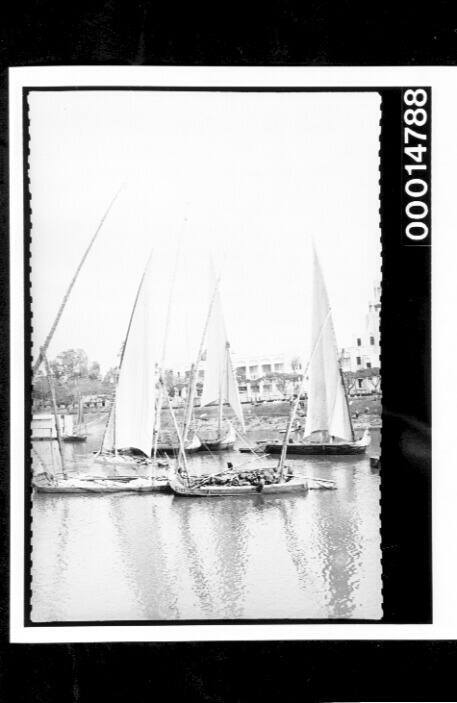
xmin=33 ymin=349 xmax=118 ymax=404
xmin=33 ymin=349 xmax=189 ymax=404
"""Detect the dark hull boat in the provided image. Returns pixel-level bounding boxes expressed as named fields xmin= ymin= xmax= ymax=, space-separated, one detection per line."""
xmin=265 ymin=443 xmax=367 ymax=455
xmin=62 ymin=434 xmax=88 ymax=443
xmin=238 ymin=446 xmax=269 ymax=455
xmin=261 ymin=245 xmax=371 ymax=459
xmin=263 ymin=433 xmax=369 ymax=456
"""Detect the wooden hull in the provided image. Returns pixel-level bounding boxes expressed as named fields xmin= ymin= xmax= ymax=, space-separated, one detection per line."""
xmin=94 ymin=453 xmax=161 ymax=468
xmin=170 ymin=478 xmax=308 ymax=497
xmin=62 ymin=434 xmax=87 ymax=443
xmin=198 ymin=439 xmax=235 ymax=452
xmin=155 ymin=437 xmax=201 ymax=455
xmin=238 ymin=447 xmax=269 ymax=455
xmin=198 ymin=421 xmax=237 ymax=452
xmin=264 ymin=442 xmax=368 ymax=455
xmin=33 ymin=476 xmax=170 ymax=494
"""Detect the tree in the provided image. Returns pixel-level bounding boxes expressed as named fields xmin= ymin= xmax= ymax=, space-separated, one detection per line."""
xmin=103 ymin=367 xmax=119 ymax=385
xmin=88 ymin=360 xmax=101 ymax=380
xmin=49 ymin=349 xmax=89 ymax=383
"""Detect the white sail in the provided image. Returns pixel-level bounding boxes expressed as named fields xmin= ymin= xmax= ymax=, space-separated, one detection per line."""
xmin=104 ymin=257 xmax=158 ymax=457
xmin=199 ymin=286 xmax=245 ymax=431
xmin=304 ymin=247 xmax=354 ymax=442
xmin=101 ymin=398 xmax=115 ymax=450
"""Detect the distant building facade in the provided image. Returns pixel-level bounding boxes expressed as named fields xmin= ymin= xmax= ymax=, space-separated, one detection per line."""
xmin=232 ymin=352 xmax=303 ymax=402
xmin=340 ymin=282 xmax=381 ymax=395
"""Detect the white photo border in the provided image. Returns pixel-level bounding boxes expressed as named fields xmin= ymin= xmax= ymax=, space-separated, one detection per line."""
xmin=10 ymin=66 xmax=447 ymax=643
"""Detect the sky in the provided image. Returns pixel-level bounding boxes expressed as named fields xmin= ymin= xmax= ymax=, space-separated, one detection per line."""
xmin=29 ymin=90 xmax=381 ymax=374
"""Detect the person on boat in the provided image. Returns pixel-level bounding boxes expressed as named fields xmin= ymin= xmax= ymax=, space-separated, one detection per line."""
xmin=256 ymin=477 xmax=265 ymax=492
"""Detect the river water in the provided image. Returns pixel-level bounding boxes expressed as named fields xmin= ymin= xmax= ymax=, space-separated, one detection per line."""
xmin=31 ymin=420 xmax=382 ymax=622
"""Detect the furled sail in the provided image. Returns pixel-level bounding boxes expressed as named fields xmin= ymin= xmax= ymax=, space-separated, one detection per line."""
xmin=304 ymin=247 xmax=354 ymax=442
xmin=199 ymin=285 xmax=245 ymax=431
xmin=102 ymin=256 xmax=158 ymax=457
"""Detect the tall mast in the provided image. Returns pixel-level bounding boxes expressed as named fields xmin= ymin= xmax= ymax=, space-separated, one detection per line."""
xmin=277 ymin=309 xmax=331 ymax=480
xmin=182 ymin=276 xmax=221 ymax=444
xmin=99 ymin=249 xmax=154 ymax=455
xmin=339 ymin=363 xmax=355 ymax=441
xmin=33 ymin=186 xmax=123 ymax=376
xmin=42 ymin=349 xmax=66 ymax=479
xmin=164 ymin=383 xmax=189 ymax=481
xmin=153 ymin=243 xmax=181 ymax=460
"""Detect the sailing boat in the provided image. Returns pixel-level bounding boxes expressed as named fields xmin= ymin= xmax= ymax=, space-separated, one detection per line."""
xmin=194 ymin=279 xmax=245 ymax=451
xmin=151 ymin=243 xmax=202 ymax=458
xmin=265 ymin=246 xmax=370 ymax=455
xmin=34 ymin=256 xmax=171 ymax=494
xmin=62 ymin=393 xmax=87 ymax=442
xmin=94 ymin=253 xmax=170 ymax=477
xmin=169 ymin=277 xmax=336 ymax=496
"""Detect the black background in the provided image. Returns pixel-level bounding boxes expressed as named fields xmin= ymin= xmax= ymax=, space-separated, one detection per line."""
xmin=0 ymin=1 xmax=450 ymax=701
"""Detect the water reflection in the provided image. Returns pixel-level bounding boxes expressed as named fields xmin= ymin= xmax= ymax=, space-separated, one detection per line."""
xmin=31 ymin=426 xmax=382 ymax=621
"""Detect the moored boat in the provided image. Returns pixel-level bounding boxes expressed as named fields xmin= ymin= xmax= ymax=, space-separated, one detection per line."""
xmin=170 ymin=476 xmax=308 ymax=497
xmin=189 ymin=276 xmax=246 ymax=452
xmin=154 ymin=431 xmax=201 ymax=455
xmin=264 ymin=429 xmax=370 ymax=455
xmin=62 ymin=434 xmax=88 ymax=443
xmin=62 ymin=394 xmax=88 ymax=442
xmin=33 ymin=473 xmax=170 ymax=494
xmin=198 ymin=420 xmax=237 ymax=452
xmin=34 ymin=252 xmax=173 ymax=495
xmin=261 ymin=244 xmax=371 ymax=457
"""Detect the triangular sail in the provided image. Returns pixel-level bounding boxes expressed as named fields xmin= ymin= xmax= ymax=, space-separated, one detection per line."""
xmin=102 ymin=256 xmax=157 ymax=457
xmin=102 ymin=400 xmax=115 ymax=450
xmin=199 ymin=286 xmax=245 ymax=431
xmin=304 ymin=247 xmax=354 ymax=442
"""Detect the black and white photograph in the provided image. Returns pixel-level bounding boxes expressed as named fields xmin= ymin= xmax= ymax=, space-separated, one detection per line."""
xmin=26 ymin=86 xmax=382 ymax=623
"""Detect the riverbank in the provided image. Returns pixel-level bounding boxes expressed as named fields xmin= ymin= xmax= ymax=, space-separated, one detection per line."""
xmin=64 ymin=396 xmax=382 ymax=439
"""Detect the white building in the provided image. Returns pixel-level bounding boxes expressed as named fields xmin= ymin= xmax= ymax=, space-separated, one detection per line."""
xmin=340 ymin=282 xmax=381 ymax=394
xmin=232 ymin=352 xmax=303 ymax=402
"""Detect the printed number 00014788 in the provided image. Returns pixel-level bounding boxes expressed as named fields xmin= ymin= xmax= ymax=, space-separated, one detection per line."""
xmin=403 ymin=88 xmax=430 ymax=242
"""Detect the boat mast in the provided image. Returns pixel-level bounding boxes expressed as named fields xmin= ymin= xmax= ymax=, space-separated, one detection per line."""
xmin=153 ymin=243 xmax=181 ymax=460
xmin=42 ymin=349 xmax=67 ymax=479
xmin=182 ymin=276 xmax=221 ymax=444
xmin=339 ymin=363 xmax=355 ymax=441
xmin=164 ymin=383 xmax=190 ymax=482
xmin=99 ymin=249 xmax=154 ymax=455
xmin=33 ymin=186 xmax=123 ymax=376
xmin=277 ymin=309 xmax=331 ymax=480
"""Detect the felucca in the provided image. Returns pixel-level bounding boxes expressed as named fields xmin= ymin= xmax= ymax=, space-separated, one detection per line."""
xmin=169 ymin=276 xmax=340 ymax=496
xmin=62 ymin=393 xmax=87 ymax=442
xmin=34 ymin=252 xmax=170 ymax=493
xmin=169 ymin=314 xmax=338 ymax=496
xmin=190 ymin=277 xmax=245 ymax=451
xmin=265 ymin=245 xmax=371 ymax=456
xmin=93 ymin=252 xmax=170 ymax=484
